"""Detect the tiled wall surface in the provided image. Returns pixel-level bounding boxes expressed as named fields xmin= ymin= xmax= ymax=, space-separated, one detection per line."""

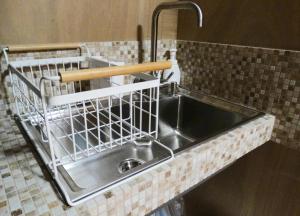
xmin=177 ymin=40 xmax=300 ymax=150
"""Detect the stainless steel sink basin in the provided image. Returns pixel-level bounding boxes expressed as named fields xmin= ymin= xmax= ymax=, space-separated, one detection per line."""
xmin=22 ymin=106 xmax=173 ymax=204
xmin=57 ymin=137 xmax=171 ymax=202
xmin=157 ymin=88 xmax=263 ymax=153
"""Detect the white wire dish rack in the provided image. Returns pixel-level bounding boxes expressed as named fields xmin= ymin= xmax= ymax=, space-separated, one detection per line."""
xmin=3 ymin=43 xmax=174 ymax=205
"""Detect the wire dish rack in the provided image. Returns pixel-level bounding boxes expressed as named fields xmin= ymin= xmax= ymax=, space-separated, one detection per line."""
xmin=3 ymin=43 xmax=173 ymax=205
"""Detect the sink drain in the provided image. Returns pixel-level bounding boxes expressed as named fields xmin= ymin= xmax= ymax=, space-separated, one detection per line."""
xmin=118 ymin=158 xmax=144 ymax=174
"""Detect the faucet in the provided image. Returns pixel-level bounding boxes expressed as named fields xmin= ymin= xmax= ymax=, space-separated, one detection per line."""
xmin=150 ymin=1 xmax=203 ymax=62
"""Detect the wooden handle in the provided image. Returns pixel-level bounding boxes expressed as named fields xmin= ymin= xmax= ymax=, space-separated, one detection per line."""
xmin=7 ymin=43 xmax=81 ymax=52
xmin=60 ymin=61 xmax=172 ymax=82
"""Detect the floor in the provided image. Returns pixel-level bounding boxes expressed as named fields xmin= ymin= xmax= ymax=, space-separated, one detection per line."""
xmin=184 ymin=141 xmax=300 ymax=216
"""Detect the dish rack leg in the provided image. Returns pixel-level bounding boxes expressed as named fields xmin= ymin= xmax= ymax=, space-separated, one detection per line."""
xmin=155 ymin=86 xmax=160 ymax=139
xmin=40 ymin=79 xmax=58 ymax=177
xmin=9 ymin=70 xmax=20 ymax=115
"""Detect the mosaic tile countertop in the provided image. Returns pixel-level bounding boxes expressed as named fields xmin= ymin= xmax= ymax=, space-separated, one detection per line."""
xmin=0 ymin=95 xmax=275 ymax=215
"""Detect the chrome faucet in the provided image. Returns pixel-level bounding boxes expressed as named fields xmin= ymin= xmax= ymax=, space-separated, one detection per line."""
xmin=150 ymin=1 xmax=203 ymax=62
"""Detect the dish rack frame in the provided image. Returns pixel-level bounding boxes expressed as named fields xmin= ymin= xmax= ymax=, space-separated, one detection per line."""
xmin=2 ymin=43 xmax=173 ymax=205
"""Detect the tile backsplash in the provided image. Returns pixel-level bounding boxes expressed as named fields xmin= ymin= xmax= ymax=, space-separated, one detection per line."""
xmin=177 ymin=40 xmax=300 ymax=150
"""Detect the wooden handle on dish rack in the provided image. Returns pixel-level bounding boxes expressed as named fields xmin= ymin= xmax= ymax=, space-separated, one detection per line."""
xmin=7 ymin=43 xmax=81 ymax=52
xmin=59 ymin=61 xmax=172 ymax=82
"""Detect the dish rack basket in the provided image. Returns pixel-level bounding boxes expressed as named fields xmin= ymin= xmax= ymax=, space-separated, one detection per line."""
xmin=2 ymin=43 xmax=171 ymax=178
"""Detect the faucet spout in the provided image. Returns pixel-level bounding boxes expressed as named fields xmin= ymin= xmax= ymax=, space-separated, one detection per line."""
xmin=150 ymin=1 xmax=203 ymax=62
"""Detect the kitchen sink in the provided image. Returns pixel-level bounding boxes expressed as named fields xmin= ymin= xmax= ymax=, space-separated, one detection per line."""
xmin=21 ymin=84 xmax=262 ymax=204
xmin=157 ymin=92 xmax=262 ymax=153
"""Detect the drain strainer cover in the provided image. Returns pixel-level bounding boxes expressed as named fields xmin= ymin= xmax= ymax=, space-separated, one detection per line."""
xmin=118 ymin=158 xmax=144 ymax=174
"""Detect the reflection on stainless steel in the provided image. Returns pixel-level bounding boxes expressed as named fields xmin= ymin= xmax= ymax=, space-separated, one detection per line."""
xmin=134 ymin=136 xmax=153 ymax=146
